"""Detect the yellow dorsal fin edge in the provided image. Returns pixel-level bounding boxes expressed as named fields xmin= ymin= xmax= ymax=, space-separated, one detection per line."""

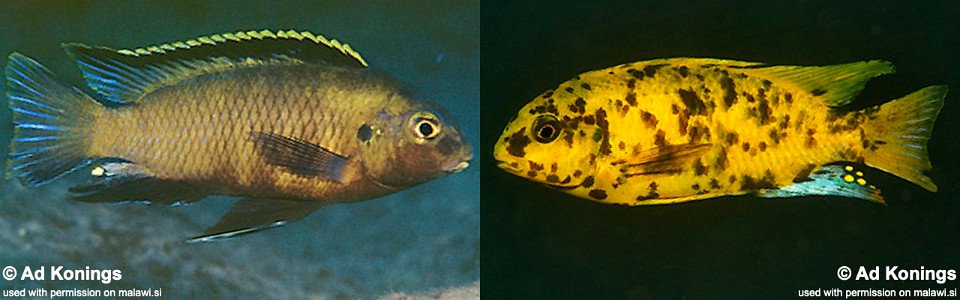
xmin=116 ymin=29 xmax=368 ymax=67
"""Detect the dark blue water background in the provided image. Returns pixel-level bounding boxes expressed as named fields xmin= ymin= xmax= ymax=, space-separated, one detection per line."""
xmin=0 ymin=1 xmax=479 ymax=298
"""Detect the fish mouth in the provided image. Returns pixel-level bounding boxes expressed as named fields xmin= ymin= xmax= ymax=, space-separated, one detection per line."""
xmin=444 ymin=159 xmax=471 ymax=174
xmin=443 ymin=152 xmax=473 ymax=174
xmin=494 ymin=160 xmax=518 ymax=173
xmin=496 ymin=159 xmax=580 ymax=190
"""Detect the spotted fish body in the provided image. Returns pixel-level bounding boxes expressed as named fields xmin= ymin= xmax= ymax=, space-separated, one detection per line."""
xmin=494 ymin=58 xmax=945 ymax=205
xmin=6 ymin=30 xmax=472 ymax=242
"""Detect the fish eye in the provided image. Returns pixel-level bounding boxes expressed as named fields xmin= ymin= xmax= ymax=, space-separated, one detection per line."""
xmin=410 ymin=112 xmax=441 ymax=140
xmin=532 ymin=115 xmax=561 ymax=143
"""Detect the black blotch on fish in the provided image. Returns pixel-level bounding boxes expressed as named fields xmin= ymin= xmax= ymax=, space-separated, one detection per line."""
xmin=626 ymin=92 xmax=638 ymax=107
xmin=811 ymin=88 xmax=827 ymax=96
xmin=709 ymin=178 xmax=721 ymax=189
xmin=640 ymin=110 xmax=658 ymax=129
xmin=628 ymin=68 xmax=644 ymax=80
xmin=527 ymin=170 xmax=537 ymax=178
xmin=692 ymin=158 xmax=707 ymax=176
xmin=528 ymin=161 xmax=544 ymax=171
xmin=565 ymin=86 xmax=574 ymax=93
xmin=768 ymin=129 xmax=781 ymax=144
xmin=589 ymin=189 xmax=608 ymax=200
xmin=779 ymin=115 xmax=791 ymax=130
xmin=725 ymin=132 xmax=739 ymax=146
xmin=574 ymin=97 xmax=587 ymax=114
xmin=678 ymin=66 xmax=689 ymax=77
xmin=741 ymin=171 xmax=776 ymax=190
xmin=541 ymin=90 xmax=554 ymax=99
xmin=654 ymin=129 xmax=666 ymax=147
xmin=581 ymin=82 xmax=592 ymax=91
xmin=596 ymin=109 xmax=612 ymax=155
xmin=546 ymin=174 xmax=560 ymax=183
xmin=582 ymin=175 xmax=595 ymax=188
xmin=793 ymin=163 xmax=817 ymax=183
xmin=758 ymin=95 xmax=773 ymax=125
xmin=720 ymin=72 xmax=736 ymax=108
xmin=678 ymin=112 xmax=689 ymax=136
xmin=506 ymin=128 xmax=531 ymax=157
xmin=627 ymin=78 xmax=636 ymax=89
xmin=637 ymin=182 xmax=660 ymax=201
xmin=644 ymin=64 xmax=666 ymax=77
xmin=678 ymin=88 xmax=707 ymax=116
xmin=714 ymin=147 xmax=728 ymax=171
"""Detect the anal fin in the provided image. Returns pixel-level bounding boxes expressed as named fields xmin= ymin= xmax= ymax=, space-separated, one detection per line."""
xmin=69 ymin=161 xmax=205 ymax=205
xmin=758 ymin=164 xmax=884 ymax=204
xmin=187 ymin=198 xmax=324 ymax=243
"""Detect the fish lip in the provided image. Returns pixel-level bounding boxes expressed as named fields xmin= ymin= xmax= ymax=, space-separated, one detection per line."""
xmin=444 ymin=159 xmax=471 ymax=174
xmin=494 ymin=160 xmax=516 ymax=172
xmin=496 ymin=159 xmax=580 ymax=190
xmin=443 ymin=152 xmax=473 ymax=174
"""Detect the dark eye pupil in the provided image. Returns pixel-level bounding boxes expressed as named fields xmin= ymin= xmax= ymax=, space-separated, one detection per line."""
xmin=419 ymin=122 xmax=434 ymax=137
xmin=538 ymin=125 xmax=555 ymax=139
xmin=533 ymin=117 xmax=561 ymax=143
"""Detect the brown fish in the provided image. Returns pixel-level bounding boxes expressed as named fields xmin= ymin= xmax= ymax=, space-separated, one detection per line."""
xmin=6 ymin=30 xmax=472 ymax=242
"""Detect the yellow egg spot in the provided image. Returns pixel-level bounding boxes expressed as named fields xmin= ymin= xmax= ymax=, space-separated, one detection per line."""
xmin=869 ymin=185 xmax=876 ymax=189
xmin=844 ymin=165 xmax=854 ymax=172
xmin=91 ymin=166 xmax=105 ymax=177
xmin=843 ymin=174 xmax=855 ymax=183
xmin=856 ymin=178 xmax=867 ymax=186
xmin=855 ymin=171 xmax=864 ymax=177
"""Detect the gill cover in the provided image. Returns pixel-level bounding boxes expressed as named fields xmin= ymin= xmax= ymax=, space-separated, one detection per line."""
xmin=359 ymin=100 xmax=468 ymax=188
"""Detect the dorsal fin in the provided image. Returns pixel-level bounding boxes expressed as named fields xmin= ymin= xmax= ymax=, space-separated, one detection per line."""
xmin=63 ymin=29 xmax=368 ymax=104
xmin=738 ymin=60 xmax=894 ymax=107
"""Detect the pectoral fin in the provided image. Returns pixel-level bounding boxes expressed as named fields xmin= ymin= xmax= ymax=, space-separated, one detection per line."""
xmin=621 ymin=143 xmax=712 ymax=177
xmin=187 ymin=197 xmax=324 ymax=243
xmin=250 ymin=131 xmax=348 ymax=182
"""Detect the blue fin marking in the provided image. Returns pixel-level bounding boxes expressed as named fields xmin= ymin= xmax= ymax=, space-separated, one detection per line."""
xmin=758 ymin=165 xmax=884 ymax=204
xmin=5 ymin=53 xmax=99 ymax=186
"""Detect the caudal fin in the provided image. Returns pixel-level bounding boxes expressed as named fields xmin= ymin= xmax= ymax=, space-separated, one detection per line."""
xmin=862 ymin=85 xmax=946 ymax=192
xmin=6 ymin=53 xmax=100 ymax=186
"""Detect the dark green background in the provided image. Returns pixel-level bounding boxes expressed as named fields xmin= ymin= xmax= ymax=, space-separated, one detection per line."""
xmin=481 ymin=1 xmax=960 ymax=298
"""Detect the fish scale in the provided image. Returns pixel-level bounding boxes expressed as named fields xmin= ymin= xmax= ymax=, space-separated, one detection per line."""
xmin=6 ymin=29 xmax=472 ymax=242
xmin=495 ymin=57 xmax=944 ymax=206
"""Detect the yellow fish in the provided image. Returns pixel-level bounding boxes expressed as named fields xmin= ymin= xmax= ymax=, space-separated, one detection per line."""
xmin=494 ymin=58 xmax=944 ymax=205
xmin=6 ymin=30 xmax=472 ymax=242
